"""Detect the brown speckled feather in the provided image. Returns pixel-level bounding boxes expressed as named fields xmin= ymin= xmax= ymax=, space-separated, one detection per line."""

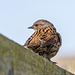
xmin=24 ymin=19 xmax=62 ymax=61
xmin=24 ymin=25 xmax=60 ymax=50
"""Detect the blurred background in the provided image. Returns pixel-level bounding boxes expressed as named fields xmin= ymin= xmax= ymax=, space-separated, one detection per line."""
xmin=0 ymin=0 xmax=75 ymax=74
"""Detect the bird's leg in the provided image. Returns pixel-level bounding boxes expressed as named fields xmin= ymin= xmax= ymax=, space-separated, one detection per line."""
xmin=38 ymin=51 xmax=57 ymax=64
xmin=43 ymin=53 xmax=50 ymax=60
xmin=44 ymin=53 xmax=57 ymax=64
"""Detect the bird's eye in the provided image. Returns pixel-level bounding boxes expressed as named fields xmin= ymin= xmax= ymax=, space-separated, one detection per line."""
xmin=35 ymin=24 xmax=38 ymax=26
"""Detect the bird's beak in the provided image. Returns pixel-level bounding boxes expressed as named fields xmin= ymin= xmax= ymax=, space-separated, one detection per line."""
xmin=28 ymin=26 xmax=34 ymax=29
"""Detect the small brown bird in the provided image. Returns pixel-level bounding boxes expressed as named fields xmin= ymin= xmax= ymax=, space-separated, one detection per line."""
xmin=24 ymin=19 xmax=62 ymax=61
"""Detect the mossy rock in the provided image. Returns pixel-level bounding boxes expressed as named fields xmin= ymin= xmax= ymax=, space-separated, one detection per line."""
xmin=0 ymin=34 xmax=74 ymax=75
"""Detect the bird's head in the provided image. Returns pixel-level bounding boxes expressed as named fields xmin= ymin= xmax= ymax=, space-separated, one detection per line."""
xmin=28 ymin=19 xmax=53 ymax=31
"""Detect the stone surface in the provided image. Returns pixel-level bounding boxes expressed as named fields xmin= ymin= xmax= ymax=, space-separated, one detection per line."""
xmin=0 ymin=34 xmax=74 ymax=75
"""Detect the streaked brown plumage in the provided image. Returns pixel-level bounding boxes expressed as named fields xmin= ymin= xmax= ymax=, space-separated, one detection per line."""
xmin=24 ymin=19 xmax=62 ymax=61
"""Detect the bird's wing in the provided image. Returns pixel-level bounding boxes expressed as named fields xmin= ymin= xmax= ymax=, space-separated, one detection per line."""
xmin=40 ymin=34 xmax=57 ymax=47
xmin=40 ymin=32 xmax=62 ymax=48
xmin=39 ymin=26 xmax=57 ymax=47
xmin=24 ymin=26 xmax=57 ymax=48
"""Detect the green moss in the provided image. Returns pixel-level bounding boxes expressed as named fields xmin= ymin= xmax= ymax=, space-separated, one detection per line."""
xmin=0 ymin=34 xmax=74 ymax=75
